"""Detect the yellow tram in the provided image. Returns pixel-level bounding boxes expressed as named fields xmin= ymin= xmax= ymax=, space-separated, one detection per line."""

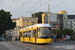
xmin=20 ymin=24 xmax=51 ymax=44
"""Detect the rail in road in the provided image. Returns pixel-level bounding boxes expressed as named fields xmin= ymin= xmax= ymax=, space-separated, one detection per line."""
xmin=7 ymin=41 xmax=75 ymax=50
xmin=8 ymin=41 xmax=55 ymax=50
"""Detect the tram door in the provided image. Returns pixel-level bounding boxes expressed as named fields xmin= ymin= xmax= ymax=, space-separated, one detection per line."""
xmin=23 ymin=31 xmax=25 ymax=42
xmin=20 ymin=32 xmax=23 ymax=42
xmin=32 ymin=29 xmax=37 ymax=43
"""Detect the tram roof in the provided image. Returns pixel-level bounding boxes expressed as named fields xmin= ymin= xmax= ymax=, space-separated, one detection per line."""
xmin=20 ymin=24 xmax=51 ymax=30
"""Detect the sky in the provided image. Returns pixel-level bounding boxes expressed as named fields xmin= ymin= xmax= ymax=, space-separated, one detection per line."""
xmin=0 ymin=0 xmax=75 ymax=19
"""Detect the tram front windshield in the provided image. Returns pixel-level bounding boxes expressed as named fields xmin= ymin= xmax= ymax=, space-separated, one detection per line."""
xmin=39 ymin=27 xmax=51 ymax=38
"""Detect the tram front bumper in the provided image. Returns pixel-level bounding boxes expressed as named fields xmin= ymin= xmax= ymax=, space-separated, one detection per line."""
xmin=36 ymin=38 xmax=51 ymax=43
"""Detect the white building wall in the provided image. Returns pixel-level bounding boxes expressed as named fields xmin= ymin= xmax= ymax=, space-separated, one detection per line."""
xmin=50 ymin=13 xmax=57 ymax=21
xmin=68 ymin=19 xmax=75 ymax=31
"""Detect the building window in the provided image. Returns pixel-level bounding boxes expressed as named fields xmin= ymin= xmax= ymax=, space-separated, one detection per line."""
xmin=22 ymin=19 xmax=25 ymax=21
xmin=68 ymin=20 xmax=70 ymax=22
xmin=68 ymin=16 xmax=70 ymax=19
xmin=73 ymin=20 xmax=75 ymax=22
xmin=23 ymin=22 xmax=25 ymax=23
xmin=74 ymin=24 xmax=75 ymax=26
xmin=30 ymin=19 xmax=33 ymax=21
xmin=23 ymin=25 xmax=25 ymax=26
xmin=71 ymin=16 xmax=72 ymax=18
xmin=64 ymin=18 xmax=67 ymax=19
xmin=64 ymin=21 xmax=67 ymax=22
xmin=64 ymin=24 xmax=67 ymax=26
xmin=26 ymin=19 xmax=29 ymax=21
xmin=69 ymin=24 xmax=70 ymax=26
xmin=74 ymin=28 xmax=75 ymax=30
xmin=27 ymin=21 xmax=29 ymax=23
xmin=31 ymin=21 xmax=32 ymax=23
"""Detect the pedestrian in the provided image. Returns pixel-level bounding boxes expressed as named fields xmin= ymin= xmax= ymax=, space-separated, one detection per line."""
xmin=65 ymin=35 xmax=67 ymax=41
xmin=62 ymin=34 xmax=64 ymax=40
xmin=53 ymin=34 xmax=57 ymax=42
xmin=51 ymin=33 xmax=54 ymax=41
xmin=67 ymin=35 xmax=70 ymax=41
xmin=15 ymin=37 xmax=17 ymax=41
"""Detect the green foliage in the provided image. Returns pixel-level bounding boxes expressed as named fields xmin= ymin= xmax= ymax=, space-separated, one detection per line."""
xmin=0 ymin=9 xmax=16 ymax=35
xmin=53 ymin=29 xmax=73 ymax=36
xmin=32 ymin=12 xmax=43 ymax=23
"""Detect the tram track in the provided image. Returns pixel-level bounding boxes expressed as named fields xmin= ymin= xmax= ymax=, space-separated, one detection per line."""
xmin=10 ymin=42 xmax=34 ymax=50
xmin=9 ymin=42 xmax=56 ymax=50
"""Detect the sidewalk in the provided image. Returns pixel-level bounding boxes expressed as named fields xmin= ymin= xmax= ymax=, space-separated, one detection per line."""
xmin=55 ymin=40 xmax=75 ymax=44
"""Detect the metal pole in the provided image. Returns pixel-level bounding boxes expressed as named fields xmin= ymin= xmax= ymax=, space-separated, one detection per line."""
xmin=33 ymin=14 xmax=35 ymax=25
xmin=48 ymin=4 xmax=50 ymax=25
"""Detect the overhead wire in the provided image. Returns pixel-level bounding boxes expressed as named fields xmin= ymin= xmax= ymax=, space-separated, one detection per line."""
xmin=21 ymin=0 xmax=41 ymax=16
xmin=32 ymin=0 xmax=51 ymax=12
xmin=25 ymin=0 xmax=69 ymax=16
xmin=51 ymin=0 xmax=68 ymax=9
xmin=12 ymin=0 xmax=30 ymax=17
xmin=25 ymin=0 xmax=51 ymax=16
xmin=12 ymin=0 xmax=69 ymax=17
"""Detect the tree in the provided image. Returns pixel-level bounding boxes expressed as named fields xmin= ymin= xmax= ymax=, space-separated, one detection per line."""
xmin=32 ymin=12 xmax=43 ymax=23
xmin=53 ymin=29 xmax=73 ymax=36
xmin=0 ymin=9 xmax=16 ymax=35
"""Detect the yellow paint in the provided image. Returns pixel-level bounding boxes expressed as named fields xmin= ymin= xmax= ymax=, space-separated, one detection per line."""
xmin=58 ymin=11 xmax=66 ymax=14
xmin=30 ymin=37 xmax=35 ymax=43
xmin=42 ymin=14 xmax=45 ymax=24
xmin=20 ymin=24 xmax=52 ymax=44
xmin=36 ymin=38 xmax=51 ymax=43
xmin=20 ymin=37 xmax=23 ymax=42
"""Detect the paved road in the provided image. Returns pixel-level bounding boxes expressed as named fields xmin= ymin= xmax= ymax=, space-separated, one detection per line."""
xmin=0 ymin=43 xmax=9 ymax=50
xmin=0 ymin=41 xmax=75 ymax=50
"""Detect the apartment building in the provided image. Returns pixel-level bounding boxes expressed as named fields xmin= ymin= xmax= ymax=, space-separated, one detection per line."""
xmin=19 ymin=17 xmax=38 ymax=28
xmin=57 ymin=11 xmax=68 ymax=29
xmin=68 ymin=15 xmax=75 ymax=31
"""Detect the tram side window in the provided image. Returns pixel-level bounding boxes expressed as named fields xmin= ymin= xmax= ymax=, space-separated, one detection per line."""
xmin=20 ymin=32 xmax=22 ymax=37
xmin=32 ymin=30 xmax=36 ymax=37
xmin=26 ymin=31 xmax=28 ymax=37
xmin=28 ymin=30 xmax=31 ymax=37
xmin=23 ymin=31 xmax=25 ymax=37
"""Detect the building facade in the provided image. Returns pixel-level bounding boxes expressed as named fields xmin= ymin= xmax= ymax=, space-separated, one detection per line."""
xmin=68 ymin=15 xmax=75 ymax=31
xmin=12 ymin=19 xmax=17 ymax=37
xmin=57 ymin=11 xmax=68 ymax=29
xmin=42 ymin=13 xmax=60 ymax=29
xmin=19 ymin=17 xmax=38 ymax=28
